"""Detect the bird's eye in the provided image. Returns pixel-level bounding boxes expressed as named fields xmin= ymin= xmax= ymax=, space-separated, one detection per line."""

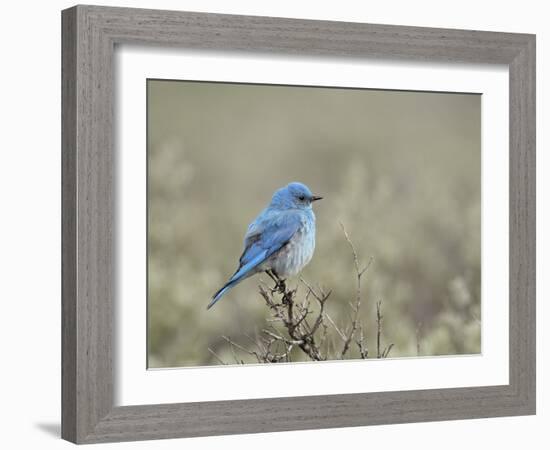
xmin=298 ymin=195 xmax=306 ymax=201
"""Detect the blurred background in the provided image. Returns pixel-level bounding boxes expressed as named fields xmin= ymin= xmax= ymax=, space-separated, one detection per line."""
xmin=147 ymin=79 xmax=481 ymax=368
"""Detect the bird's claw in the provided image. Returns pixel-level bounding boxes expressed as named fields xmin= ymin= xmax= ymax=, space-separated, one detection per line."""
xmin=275 ymin=279 xmax=286 ymax=294
xmin=269 ymin=279 xmax=285 ymax=294
xmin=266 ymin=270 xmax=287 ymax=294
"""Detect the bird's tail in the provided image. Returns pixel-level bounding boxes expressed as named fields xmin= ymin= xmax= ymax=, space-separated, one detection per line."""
xmin=207 ymin=281 xmax=236 ymax=310
xmin=207 ymin=252 xmax=268 ymax=310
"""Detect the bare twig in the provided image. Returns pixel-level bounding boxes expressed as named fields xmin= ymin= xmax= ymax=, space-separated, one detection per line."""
xmin=355 ymin=323 xmax=368 ymax=359
xmin=222 ymin=335 xmax=257 ymax=363
xmin=340 ymin=222 xmax=373 ymax=357
xmin=324 ymin=313 xmax=346 ymax=341
xmin=415 ymin=323 xmax=423 ymax=356
xmin=382 ymin=343 xmax=394 ymax=358
xmin=376 ymin=301 xmax=393 ymax=359
xmin=208 ymin=347 xmax=227 ymax=365
xmin=376 ymin=301 xmax=382 ymax=358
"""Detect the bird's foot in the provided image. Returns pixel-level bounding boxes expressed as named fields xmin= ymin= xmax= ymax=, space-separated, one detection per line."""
xmin=266 ymin=269 xmax=277 ymax=284
xmin=270 ymin=279 xmax=286 ymax=294
xmin=275 ymin=278 xmax=287 ymax=295
xmin=266 ymin=270 xmax=286 ymax=294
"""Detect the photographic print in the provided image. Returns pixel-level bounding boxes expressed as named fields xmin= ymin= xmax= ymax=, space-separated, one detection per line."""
xmin=147 ymin=80 xmax=481 ymax=368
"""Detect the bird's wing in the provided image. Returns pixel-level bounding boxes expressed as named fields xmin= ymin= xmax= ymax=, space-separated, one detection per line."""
xmin=207 ymin=210 xmax=301 ymax=310
xmin=232 ymin=210 xmax=302 ymax=280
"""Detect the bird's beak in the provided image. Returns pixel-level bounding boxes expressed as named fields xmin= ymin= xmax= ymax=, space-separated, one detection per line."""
xmin=311 ymin=195 xmax=323 ymax=202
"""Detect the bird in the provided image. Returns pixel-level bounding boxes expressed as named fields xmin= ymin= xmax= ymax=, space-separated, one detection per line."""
xmin=207 ymin=182 xmax=322 ymax=310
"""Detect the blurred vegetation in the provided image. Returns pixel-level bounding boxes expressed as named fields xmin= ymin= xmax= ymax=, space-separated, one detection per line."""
xmin=147 ymin=80 xmax=481 ymax=368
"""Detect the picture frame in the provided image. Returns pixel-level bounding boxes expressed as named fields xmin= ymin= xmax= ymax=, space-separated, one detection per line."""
xmin=61 ymin=4 xmax=536 ymax=444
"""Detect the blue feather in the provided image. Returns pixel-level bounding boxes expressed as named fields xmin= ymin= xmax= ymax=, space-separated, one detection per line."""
xmin=207 ymin=251 xmax=268 ymax=309
xmin=207 ymin=213 xmax=301 ymax=309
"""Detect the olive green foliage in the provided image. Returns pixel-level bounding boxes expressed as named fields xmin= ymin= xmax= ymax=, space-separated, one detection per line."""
xmin=147 ymin=80 xmax=481 ymax=367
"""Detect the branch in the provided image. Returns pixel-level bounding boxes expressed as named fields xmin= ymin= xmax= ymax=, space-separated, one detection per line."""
xmin=376 ymin=301 xmax=393 ymax=359
xmin=339 ymin=222 xmax=373 ymax=358
xmin=214 ymin=223 xmax=393 ymax=363
xmin=208 ymin=347 xmax=227 ymax=365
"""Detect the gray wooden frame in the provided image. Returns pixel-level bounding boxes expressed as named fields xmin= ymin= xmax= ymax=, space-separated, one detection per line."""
xmin=61 ymin=4 xmax=536 ymax=444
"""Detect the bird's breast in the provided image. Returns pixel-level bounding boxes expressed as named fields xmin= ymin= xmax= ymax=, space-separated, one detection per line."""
xmin=267 ymin=219 xmax=316 ymax=278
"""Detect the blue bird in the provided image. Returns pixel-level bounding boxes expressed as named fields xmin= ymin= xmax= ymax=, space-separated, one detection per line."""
xmin=208 ymin=182 xmax=322 ymax=309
